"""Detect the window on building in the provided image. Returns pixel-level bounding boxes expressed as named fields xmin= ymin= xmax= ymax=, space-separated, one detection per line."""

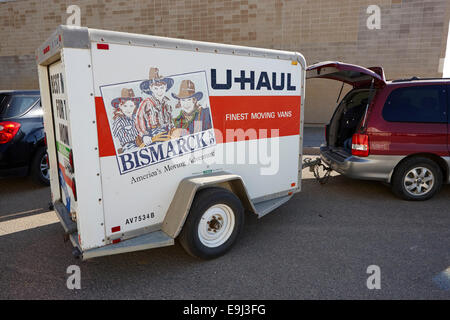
xmin=382 ymin=85 xmax=447 ymax=123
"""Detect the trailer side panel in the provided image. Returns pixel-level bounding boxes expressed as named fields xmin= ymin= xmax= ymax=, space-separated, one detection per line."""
xmin=89 ymin=40 xmax=303 ymax=241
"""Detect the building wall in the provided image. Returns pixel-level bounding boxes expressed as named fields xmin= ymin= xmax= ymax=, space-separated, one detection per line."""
xmin=443 ymin=21 xmax=450 ymax=77
xmin=1 ymin=0 xmax=449 ymax=124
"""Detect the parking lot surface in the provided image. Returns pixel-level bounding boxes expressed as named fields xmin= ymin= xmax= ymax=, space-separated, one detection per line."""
xmin=1 ymin=168 xmax=449 ymax=299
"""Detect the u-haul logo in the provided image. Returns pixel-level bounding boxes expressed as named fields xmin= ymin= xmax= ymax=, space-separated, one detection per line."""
xmin=211 ymin=69 xmax=297 ymax=91
xmin=99 ymin=68 xmax=216 ymax=175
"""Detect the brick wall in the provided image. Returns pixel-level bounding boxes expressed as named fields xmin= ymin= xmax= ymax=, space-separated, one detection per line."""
xmin=1 ymin=0 xmax=449 ymax=124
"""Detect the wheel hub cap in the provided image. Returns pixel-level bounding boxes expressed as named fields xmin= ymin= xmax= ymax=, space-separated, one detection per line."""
xmin=207 ymin=216 xmax=223 ymax=232
xmin=404 ymin=167 xmax=434 ymax=196
xmin=198 ymin=204 xmax=235 ymax=248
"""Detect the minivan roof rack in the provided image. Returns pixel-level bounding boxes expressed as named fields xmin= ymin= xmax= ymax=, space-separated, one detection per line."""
xmin=391 ymin=77 xmax=450 ymax=82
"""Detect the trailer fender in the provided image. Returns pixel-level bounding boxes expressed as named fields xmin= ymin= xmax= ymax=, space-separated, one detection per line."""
xmin=162 ymin=172 xmax=256 ymax=238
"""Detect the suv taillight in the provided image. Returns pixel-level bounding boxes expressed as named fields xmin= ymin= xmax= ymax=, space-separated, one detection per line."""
xmin=0 ymin=121 xmax=21 ymax=144
xmin=351 ymin=133 xmax=369 ymax=157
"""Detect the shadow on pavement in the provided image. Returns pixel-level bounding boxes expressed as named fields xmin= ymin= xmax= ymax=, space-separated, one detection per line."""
xmin=0 ymin=176 xmax=51 ymax=222
xmin=1 ymin=169 xmax=450 ymax=299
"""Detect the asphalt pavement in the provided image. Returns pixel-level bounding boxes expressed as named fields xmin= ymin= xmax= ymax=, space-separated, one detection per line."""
xmin=1 ymin=164 xmax=449 ymax=299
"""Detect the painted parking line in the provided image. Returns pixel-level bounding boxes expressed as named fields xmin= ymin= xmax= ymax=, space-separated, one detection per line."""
xmin=0 ymin=208 xmax=44 ymax=221
xmin=0 ymin=210 xmax=58 ymax=236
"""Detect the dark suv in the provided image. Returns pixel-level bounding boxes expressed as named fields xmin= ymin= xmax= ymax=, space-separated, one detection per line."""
xmin=0 ymin=90 xmax=49 ymax=185
xmin=307 ymin=61 xmax=450 ymax=201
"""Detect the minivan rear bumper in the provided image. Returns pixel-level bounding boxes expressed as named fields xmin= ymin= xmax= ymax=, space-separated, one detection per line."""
xmin=320 ymin=146 xmax=403 ymax=183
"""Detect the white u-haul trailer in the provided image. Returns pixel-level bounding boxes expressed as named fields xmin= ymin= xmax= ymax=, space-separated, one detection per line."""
xmin=36 ymin=26 xmax=306 ymax=260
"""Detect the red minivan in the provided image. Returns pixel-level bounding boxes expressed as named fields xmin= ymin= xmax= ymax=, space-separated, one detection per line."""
xmin=307 ymin=61 xmax=449 ymax=200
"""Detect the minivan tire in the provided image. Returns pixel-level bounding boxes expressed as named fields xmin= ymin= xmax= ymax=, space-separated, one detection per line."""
xmin=31 ymin=147 xmax=50 ymax=186
xmin=178 ymin=187 xmax=245 ymax=260
xmin=391 ymin=157 xmax=442 ymax=201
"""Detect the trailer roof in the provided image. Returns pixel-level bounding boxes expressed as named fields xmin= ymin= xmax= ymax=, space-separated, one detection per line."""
xmin=36 ymin=25 xmax=306 ymax=69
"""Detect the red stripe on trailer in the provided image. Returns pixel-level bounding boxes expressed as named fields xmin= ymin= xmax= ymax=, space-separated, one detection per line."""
xmin=94 ymin=97 xmax=116 ymax=157
xmin=111 ymin=226 xmax=121 ymax=233
xmin=210 ymin=95 xmax=301 ymax=141
xmin=94 ymin=95 xmax=301 ymax=158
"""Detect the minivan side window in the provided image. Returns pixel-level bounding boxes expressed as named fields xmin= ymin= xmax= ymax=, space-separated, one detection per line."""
xmin=382 ymin=85 xmax=447 ymax=123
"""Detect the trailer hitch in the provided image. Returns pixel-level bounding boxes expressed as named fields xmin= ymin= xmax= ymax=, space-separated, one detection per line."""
xmin=302 ymin=157 xmax=333 ymax=185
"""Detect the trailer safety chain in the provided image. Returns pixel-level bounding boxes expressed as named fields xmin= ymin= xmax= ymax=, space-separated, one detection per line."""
xmin=302 ymin=157 xmax=333 ymax=185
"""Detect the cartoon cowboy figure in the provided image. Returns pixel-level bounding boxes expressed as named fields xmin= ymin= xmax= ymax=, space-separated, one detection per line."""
xmin=136 ymin=67 xmax=174 ymax=146
xmin=172 ymin=79 xmax=212 ymax=137
xmin=111 ymin=88 xmax=142 ymax=153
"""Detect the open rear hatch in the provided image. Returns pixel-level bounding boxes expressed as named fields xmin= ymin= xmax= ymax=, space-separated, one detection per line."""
xmin=306 ymin=61 xmax=386 ymax=88
xmin=306 ymin=61 xmax=386 ymax=157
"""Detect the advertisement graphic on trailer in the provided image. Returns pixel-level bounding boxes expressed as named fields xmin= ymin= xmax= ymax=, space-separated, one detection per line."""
xmin=100 ymin=67 xmax=216 ymax=175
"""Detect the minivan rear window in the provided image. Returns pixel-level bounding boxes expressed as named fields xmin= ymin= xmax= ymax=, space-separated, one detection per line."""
xmin=382 ymin=85 xmax=447 ymax=123
xmin=0 ymin=95 xmax=39 ymax=118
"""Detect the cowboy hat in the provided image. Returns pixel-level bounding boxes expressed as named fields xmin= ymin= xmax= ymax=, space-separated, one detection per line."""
xmin=111 ymin=88 xmax=142 ymax=108
xmin=171 ymin=79 xmax=203 ymax=101
xmin=140 ymin=67 xmax=174 ymax=95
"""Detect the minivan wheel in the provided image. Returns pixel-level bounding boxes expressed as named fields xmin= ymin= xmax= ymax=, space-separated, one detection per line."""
xmin=392 ymin=157 xmax=442 ymax=201
xmin=31 ymin=147 xmax=50 ymax=186
xmin=178 ymin=187 xmax=244 ymax=260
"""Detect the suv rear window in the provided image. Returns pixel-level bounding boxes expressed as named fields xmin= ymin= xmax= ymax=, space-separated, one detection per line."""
xmin=382 ymin=85 xmax=447 ymax=123
xmin=0 ymin=95 xmax=39 ymax=118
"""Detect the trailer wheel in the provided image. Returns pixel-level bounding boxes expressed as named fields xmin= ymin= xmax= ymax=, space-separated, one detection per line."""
xmin=179 ymin=187 xmax=244 ymax=259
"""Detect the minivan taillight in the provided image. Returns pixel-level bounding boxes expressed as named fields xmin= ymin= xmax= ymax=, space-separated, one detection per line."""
xmin=351 ymin=133 xmax=369 ymax=157
xmin=0 ymin=121 xmax=21 ymax=144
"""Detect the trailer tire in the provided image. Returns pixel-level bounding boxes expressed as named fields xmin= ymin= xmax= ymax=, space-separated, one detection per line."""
xmin=179 ymin=187 xmax=244 ymax=259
